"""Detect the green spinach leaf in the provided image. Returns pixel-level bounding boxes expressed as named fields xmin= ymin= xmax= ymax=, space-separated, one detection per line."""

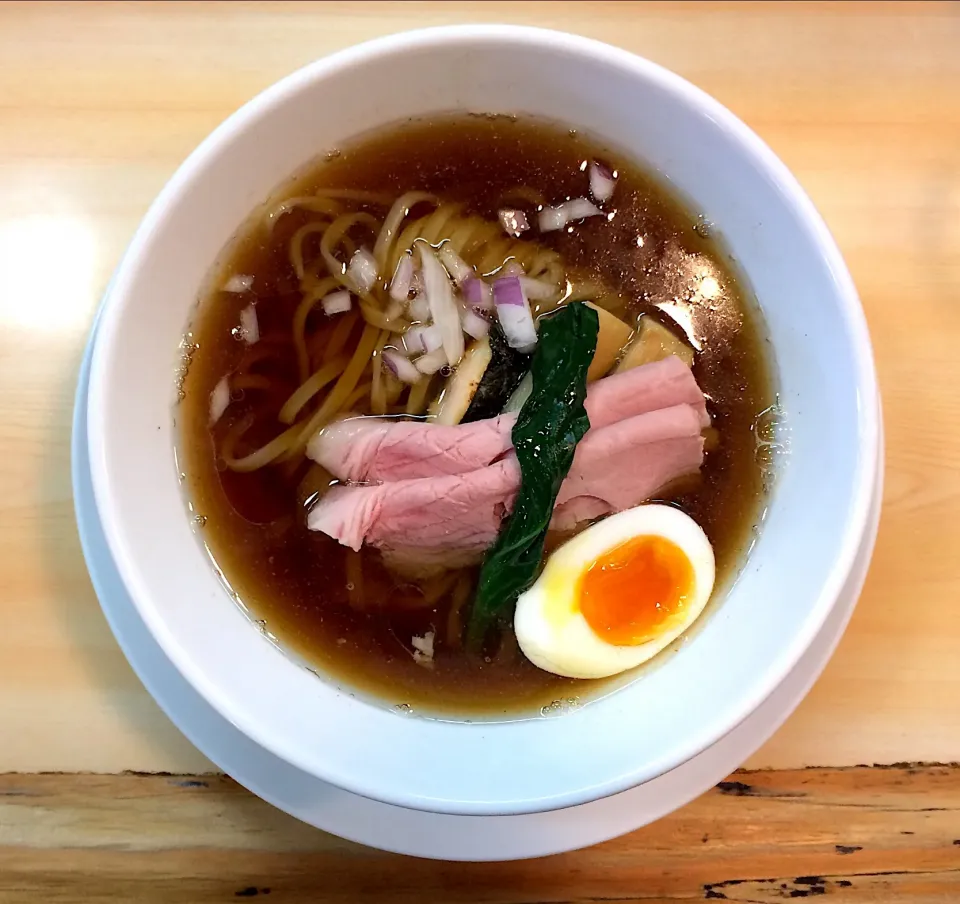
xmin=467 ymin=302 xmax=599 ymax=650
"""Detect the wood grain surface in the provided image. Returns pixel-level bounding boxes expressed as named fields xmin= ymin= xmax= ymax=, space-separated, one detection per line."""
xmin=1 ymin=766 xmax=958 ymax=901
xmin=0 ymin=0 xmax=958 ymax=776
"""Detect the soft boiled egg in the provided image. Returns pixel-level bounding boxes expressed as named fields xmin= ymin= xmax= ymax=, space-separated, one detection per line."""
xmin=514 ymin=505 xmax=715 ymax=679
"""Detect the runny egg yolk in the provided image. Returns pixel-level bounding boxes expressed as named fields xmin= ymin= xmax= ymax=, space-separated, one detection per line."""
xmin=578 ymin=534 xmax=694 ymax=645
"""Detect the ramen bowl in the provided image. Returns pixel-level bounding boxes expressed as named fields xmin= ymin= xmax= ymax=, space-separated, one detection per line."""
xmin=86 ymin=26 xmax=879 ymax=816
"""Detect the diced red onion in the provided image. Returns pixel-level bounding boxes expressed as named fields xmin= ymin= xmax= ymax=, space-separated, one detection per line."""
xmin=537 ymin=206 xmax=567 ymax=233
xmin=438 ymin=244 xmax=473 ymax=285
xmin=411 ymin=630 xmax=435 ymax=667
xmin=497 ymin=306 xmax=538 ymax=353
xmin=538 ymin=197 xmax=604 ymax=232
xmin=420 ymin=324 xmax=444 ymax=353
xmin=347 ymin=247 xmax=378 ymax=294
xmin=413 ymin=650 xmax=434 ymax=669
xmin=461 ymin=306 xmax=491 ymax=339
xmin=565 ymin=197 xmax=605 ymax=220
xmin=223 ymin=274 xmax=253 ymax=293
xmin=209 ymin=376 xmax=230 ymax=425
xmin=419 ymin=245 xmax=464 ymax=366
xmin=462 ymin=276 xmax=493 ymax=312
xmin=498 ymin=208 xmax=530 ymax=237
xmin=402 ymin=326 xmax=426 ymax=356
xmin=389 ymin=254 xmax=414 ymax=302
xmin=382 ymin=348 xmax=421 ymax=385
xmin=493 ymin=276 xmax=527 ymax=307
xmin=321 ymin=290 xmax=352 ymax=316
xmin=407 ymin=296 xmax=431 ymax=322
xmin=239 ymin=304 xmax=259 ymax=344
xmin=492 ymin=276 xmax=537 ymax=353
xmin=414 ymin=348 xmax=448 ymax=375
xmin=519 ymin=276 xmax=556 ymax=301
xmin=411 ymin=630 xmax=434 ymax=656
xmin=589 ymin=161 xmax=617 ymax=203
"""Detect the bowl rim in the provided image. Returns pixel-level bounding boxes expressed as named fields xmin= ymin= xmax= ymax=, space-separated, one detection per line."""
xmin=86 ymin=24 xmax=880 ymax=814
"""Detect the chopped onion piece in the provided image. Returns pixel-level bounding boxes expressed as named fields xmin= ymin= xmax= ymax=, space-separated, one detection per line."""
xmin=223 ymin=274 xmax=253 ymax=293
xmin=519 ymin=276 xmax=556 ymax=301
xmin=321 ymin=290 xmax=352 ymax=316
xmin=209 ymin=376 xmax=230 ymax=425
xmin=537 ymin=206 xmax=567 ymax=233
xmin=420 ymin=324 xmax=444 ymax=353
xmin=402 ymin=326 xmax=426 ymax=356
xmin=239 ymin=304 xmax=259 ymax=344
xmin=419 ymin=245 xmax=464 ymax=366
xmin=415 ymin=348 xmax=448 ymax=375
xmin=411 ymin=630 xmax=435 ymax=657
xmin=462 ymin=276 xmax=493 ymax=312
xmin=492 ymin=276 xmax=537 ymax=353
xmin=461 ymin=306 xmax=491 ymax=339
xmin=407 ymin=296 xmax=431 ymax=322
xmin=500 ymin=260 xmax=525 ymax=278
xmin=347 ymin=247 xmax=378 ymax=294
xmin=389 ymin=253 xmax=415 ymax=302
xmin=493 ymin=276 xmax=527 ymax=307
xmin=498 ymin=208 xmax=530 ymax=237
xmin=565 ymin=197 xmax=605 ymax=220
xmin=382 ymin=348 xmax=420 ymax=385
xmin=538 ymin=198 xmax=604 ymax=232
xmin=438 ymin=244 xmax=473 ymax=285
xmin=589 ymin=161 xmax=617 ymax=202
xmin=497 ymin=305 xmax=537 ymax=353
xmin=411 ymin=630 xmax=435 ymax=667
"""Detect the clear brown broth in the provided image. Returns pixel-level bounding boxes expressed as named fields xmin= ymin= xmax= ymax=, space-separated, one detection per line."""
xmin=178 ymin=115 xmax=774 ymax=717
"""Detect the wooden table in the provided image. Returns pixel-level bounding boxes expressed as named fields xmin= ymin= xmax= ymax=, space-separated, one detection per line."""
xmin=0 ymin=1 xmax=957 ymax=899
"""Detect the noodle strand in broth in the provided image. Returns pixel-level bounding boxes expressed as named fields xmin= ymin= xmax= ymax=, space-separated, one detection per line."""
xmin=217 ymin=198 xmax=571 ymax=474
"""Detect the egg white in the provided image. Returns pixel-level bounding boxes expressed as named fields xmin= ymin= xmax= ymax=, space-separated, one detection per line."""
xmin=514 ymin=505 xmax=716 ymax=679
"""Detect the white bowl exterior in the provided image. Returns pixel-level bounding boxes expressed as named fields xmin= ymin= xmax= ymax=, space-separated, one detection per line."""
xmin=87 ymin=26 xmax=879 ymax=815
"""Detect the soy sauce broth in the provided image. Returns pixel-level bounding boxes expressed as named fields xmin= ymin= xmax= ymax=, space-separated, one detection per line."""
xmin=178 ymin=115 xmax=774 ymax=717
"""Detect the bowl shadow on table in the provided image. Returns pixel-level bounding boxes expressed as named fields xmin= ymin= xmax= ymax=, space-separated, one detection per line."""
xmin=41 ymin=330 xmax=215 ymax=773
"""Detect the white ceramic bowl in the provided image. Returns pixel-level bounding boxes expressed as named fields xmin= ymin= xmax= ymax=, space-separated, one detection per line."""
xmin=87 ymin=26 xmax=879 ymax=816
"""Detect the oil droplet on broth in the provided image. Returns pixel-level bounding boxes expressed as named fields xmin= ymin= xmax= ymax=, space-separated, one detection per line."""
xmin=753 ymin=397 xmax=789 ymax=487
xmin=540 ymin=697 xmax=582 ymax=717
xmin=693 ymin=215 xmax=714 ymax=238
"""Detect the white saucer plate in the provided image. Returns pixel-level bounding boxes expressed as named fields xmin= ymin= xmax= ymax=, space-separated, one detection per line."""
xmin=73 ymin=315 xmax=883 ymax=861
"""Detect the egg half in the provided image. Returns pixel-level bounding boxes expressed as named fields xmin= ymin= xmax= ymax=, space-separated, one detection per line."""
xmin=514 ymin=504 xmax=716 ymax=679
